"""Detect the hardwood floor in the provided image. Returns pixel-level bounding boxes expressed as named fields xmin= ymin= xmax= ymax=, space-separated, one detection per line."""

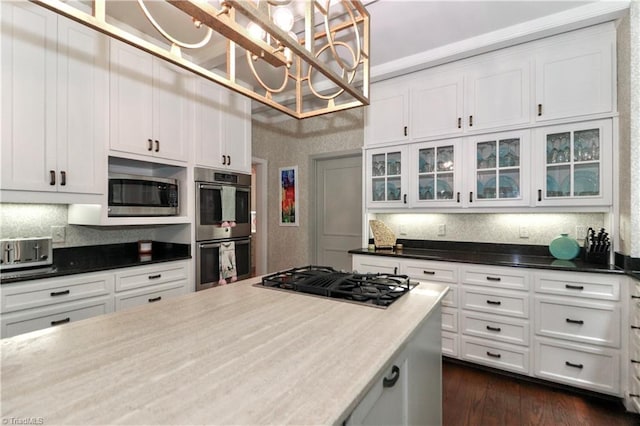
xmin=442 ymin=360 xmax=640 ymax=426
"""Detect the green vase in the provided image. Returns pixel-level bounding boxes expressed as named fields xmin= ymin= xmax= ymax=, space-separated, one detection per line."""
xmin=549 ymin=233 xmax=580 ymax=260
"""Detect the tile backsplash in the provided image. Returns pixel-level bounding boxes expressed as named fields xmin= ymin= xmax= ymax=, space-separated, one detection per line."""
xmin=372 ymin=212 xmax=606 ymax=246
xmin=0 ymin=204 xmax=156 ymax=248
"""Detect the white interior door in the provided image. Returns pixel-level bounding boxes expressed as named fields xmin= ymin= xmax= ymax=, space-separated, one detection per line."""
xmin=314 ymin=154 xmax=362 ymax=271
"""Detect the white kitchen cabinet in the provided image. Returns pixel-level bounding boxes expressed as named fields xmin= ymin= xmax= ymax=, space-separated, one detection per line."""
xmin=533 ymin=119 xmax=612 ymax=207
xmin=463 ymin=54 xmax=531 ymax=132
xmin=465 ymin=129 xmax=531 ymax=207
xmin=113 ymin=261 xmax=189 ymax=312
xmin=409 ymin=139 xmax=463 ymax=207
xmin=0 ymin=271 xmax=114 ymax=338
xmin=461 ymin=337 xmax=530 ymax=375
xmin=353 ymin=255 xmax=401 ymax=275
xmin=1 ymin=2 xmax=107 ymax=197
xmin=532 ymin=270 xmax=623 ymax=395
xmin=409 ymin=72 xmax=463 ymax=140
xmin=194 ymin=79 xmax=251 ymax=173
xmin=347 ymin=304 xmax=442 ymax=426
xmin=628 ymin=277 xmax=640 ymax=412
xmin=535 ymin=26 xmax=614 ymax=122
xmin=364 ymin=80 xmax=409 ymax=146
xmin=365 ymin=146 xmax=408 ymax=208
xmin=110 ymin=39 xmax=191 ymax=163
xmin=534 ymin=338 xmax=620 ymax=395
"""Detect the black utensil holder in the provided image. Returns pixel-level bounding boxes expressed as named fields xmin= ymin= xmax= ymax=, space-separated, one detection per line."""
xmin=583 ymin=249 xmax=610 ymax=265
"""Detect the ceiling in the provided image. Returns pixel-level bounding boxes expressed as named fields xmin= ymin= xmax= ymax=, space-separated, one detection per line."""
xmin=98 ymin=0 xmax=628 ymax=117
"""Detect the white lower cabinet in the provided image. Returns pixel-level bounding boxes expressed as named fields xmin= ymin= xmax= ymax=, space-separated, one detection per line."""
xmin=461 ymin=337 xmax=530 ymax=374
xmin=0 ymin=272 xmax=114 ymax=338
xmin=0 ymin=260 xmax=190 ymax=337
xmin=352 ymin=254 xmax=629 ymax=398
xmin=347 ymin=304 xmax=442 ymax=426
xmin=114 ymin=261 xmax=188 ymax=312
xmin=534 ymin=338 xmax=620 ymax=395
xmin=1 ymin=297 xmax=113 ymax=338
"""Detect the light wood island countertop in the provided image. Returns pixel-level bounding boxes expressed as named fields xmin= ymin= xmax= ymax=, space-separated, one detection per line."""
xmin=1 ymin=276 xmax=448 ymax=425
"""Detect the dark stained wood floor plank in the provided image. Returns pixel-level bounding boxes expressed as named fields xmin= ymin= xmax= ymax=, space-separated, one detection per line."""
xmin=442 ymin=360 xmax=640 ymax=426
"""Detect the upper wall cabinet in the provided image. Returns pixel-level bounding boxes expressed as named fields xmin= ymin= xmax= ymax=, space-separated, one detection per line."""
xmin=109 ymin=39 xmax=192 ymax=164
xmin=1 ymin=2 xmax=107 ymax=197
xmin=535 ymin=30 xmax=614 ymax=122
xmin=365 ymin=82 xmax=410 ymax=145
xmin=365 ymin=22 xmax=615 ymax=147
xmin=365 ymin=146 xmax=409 ymax=208
xmin=463 ymin=54 xmax=531 ymax=132
xmin=193 ymin=78 xmax=252 ymax=174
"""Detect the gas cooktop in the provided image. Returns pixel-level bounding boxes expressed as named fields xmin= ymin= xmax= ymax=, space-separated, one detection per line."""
xmin=259 ymin=265 xmax=415 ymax=308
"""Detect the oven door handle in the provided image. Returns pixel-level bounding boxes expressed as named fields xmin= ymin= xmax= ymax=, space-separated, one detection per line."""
xmin=198 ymin=242 xmax=222 ymax=249
xmin=198 ymin=184 xmax=223 ymax=191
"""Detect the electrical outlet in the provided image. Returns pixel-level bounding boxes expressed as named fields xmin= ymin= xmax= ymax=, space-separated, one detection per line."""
xmin=51 ymin=226 xmax=66 ymax=243
xmin=399 ymin=224 xmax=407 ymax=235
xmin=437 ymin=224 xmax=446 ymax=236
xmin=576 ymin=226 xmax=587 ymax=239
xmin=519 ymin=226 xmax=529 ymax=238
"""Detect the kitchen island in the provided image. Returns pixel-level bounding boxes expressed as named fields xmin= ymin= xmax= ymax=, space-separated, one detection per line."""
xmin=1 ymin=276 xmax=448 ymax=425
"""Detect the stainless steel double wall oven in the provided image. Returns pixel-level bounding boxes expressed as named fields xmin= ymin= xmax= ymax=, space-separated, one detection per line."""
xmin=195 ymin=167 xmax=252 ymax=291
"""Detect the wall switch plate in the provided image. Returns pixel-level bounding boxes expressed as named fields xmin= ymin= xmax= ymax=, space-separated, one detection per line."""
xmin=51 ymin=226 xmax=66 ymax=243
xmin=399 ymin=224 xmax=407 ymax=235
xmin=438 ymin=224 xmax=446 ymax=236
xmin=519 ymin=226 xmax=529 ymax=238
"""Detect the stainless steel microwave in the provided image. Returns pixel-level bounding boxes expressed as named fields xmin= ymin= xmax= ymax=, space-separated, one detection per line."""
xmin=108 ymin=174 xmax=179 ymax=217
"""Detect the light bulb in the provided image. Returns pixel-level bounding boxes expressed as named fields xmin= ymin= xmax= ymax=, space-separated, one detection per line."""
xmin=272 ymin=6 xmax=294 ymax=32
xmin=247 ymin=21 xmax=266 ymax=40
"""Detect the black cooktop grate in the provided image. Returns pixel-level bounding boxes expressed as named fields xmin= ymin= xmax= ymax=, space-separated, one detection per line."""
xmin=260 ymin=265 xmax=414 ymax=307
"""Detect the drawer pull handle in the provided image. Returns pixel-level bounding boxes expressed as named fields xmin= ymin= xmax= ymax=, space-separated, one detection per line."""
xmin=148 ymin=274 xmax=162 ymax=280
xmin=632 ymin=326 xmax=640 ymax=330
xmin=51 ymin=317 xmax=70 ymax=326
xmin=631 ymin=360 xmax=640 ymax=364
xmin=148 ymin=296 xmax=162 ymax=303
xmin=393 ymin=267 xmax=398 ymax=275
xmin=486 ymin=351 xmax=501 ymax=359
xmin=486 ymin=325 xmax=502 ymax=332
xmin=566 ymin=318 xmax=584 ymax=325
xmin=565 ymin=361 xmax=583 ymax=369
xmin=632 ymin=295 xmax=640 ymax=299
xmin=383 ymin=365 xmax=400 ymax=388
xmin=49 ymin=170 xmax=56 ymax=186
xmin=486 ymin=300 xmax=502 ymax=305
xmin=423 ymin=270 xmax=436 ymax=275
xmin=50 ymin=290 xmax=70 ymax=297
xmin=565 ymin=284 xmax=584 ymax=290
xmin=486 ymin=276 xmax=501 ymax=282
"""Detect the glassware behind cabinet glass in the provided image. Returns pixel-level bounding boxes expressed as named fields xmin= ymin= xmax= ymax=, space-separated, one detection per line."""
xmin=372 ymin=154 xmax=385 ymax=176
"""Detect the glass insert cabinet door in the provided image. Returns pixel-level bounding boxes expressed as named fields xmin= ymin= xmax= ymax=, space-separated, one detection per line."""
xmin=369 ymin=148 xmax=405 ymax=204
xmin=473 ymin=135 xmax=523 ymax=201
xmin=537 ymin=119 xmax=611 ymax=206
xmin=416 ymin=143 xmax=456 ymax=202
xmin=545 ymin=129 xmax=600 ymax=197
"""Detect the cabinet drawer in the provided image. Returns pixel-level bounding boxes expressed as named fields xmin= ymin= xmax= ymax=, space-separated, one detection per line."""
xmin=1 ymin=296 xmax=113 ymax=338
xmin=403 ymin=261 xmax=457 ymax=284
xmin=534 ymin=271 xmax=621 ymax=301
xmin=534 ymin=297 xmax=620 ymax=347
xmin=1 ymin=273 xmax=114 ymax=313
xmin=114 ymin=281 xmax=187 ymax=311
xmin=460 ymin=265 xmax=529 ymax=290
xmin=461 ymin=337 xmax=529 ymax=374
xmin=352 ymin=256 xmax=400 ymax=275
xmin=442 ymin=331 xmax=459 ymax=357
xmin=441 ymin=286 xmax=457 ymax=308
xmin=114 ymin=261 xmax=188 ymax=292
xmin=629 ymin=377 xmax=640 ymax=413
xmin=442 ymin=306 xmax=458 ymax=332
xmin=461 ymin=312 xmax=529 ymax=346
xmin=461 ymin=287 xmax=529 ymax=318
xmin=534 ymin=338 xmax=620 ymax=395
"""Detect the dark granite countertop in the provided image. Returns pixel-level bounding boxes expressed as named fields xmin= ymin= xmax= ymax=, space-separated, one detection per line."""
xmin=349 ymin=239 xmax=625 ymax=275
xmin=1 ymin=241 xmax=191 ymax=284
